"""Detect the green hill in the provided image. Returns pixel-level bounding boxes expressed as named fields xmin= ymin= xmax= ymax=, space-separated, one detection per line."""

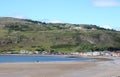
xmin=0 ymin=17 xmax=119 ymax=53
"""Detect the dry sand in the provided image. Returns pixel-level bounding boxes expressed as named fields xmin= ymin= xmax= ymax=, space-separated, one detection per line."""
xmin=0 ymin=57 xmax=120 ymax=77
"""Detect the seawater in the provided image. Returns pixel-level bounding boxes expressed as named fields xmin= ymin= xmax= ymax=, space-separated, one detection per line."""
xmin=0 ymin=55 xmax=92 ymax=63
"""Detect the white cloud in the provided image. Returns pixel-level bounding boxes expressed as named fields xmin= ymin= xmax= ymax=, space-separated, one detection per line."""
xmin=92 ymin=0 xmax=120 ymax=7
xmin=100 ymin=25 xmax=112 ymax=29
xmin=40 ymin=19 xmax=64 ymax=23
xmin=49 ymin=20 xmax=63 ymax=23
xmin=114 ymin=27 xmax=120 ymax=31
xmin=99 ymin=25 xmax=120 ymax=31
xmin=14 ymin=15 xmax=25 ymax=19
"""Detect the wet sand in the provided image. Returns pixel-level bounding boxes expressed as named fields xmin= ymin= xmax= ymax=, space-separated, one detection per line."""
xmin=0 ymin=57 xmax=120 ymax=77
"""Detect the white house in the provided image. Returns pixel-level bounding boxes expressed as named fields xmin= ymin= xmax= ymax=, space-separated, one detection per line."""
xmin=70 ymin=52 xmax=79 ymax=55
xmin=41 ymin=51 xmax=48 ymax=55
xmin=82 ymin=52 xmax=93 ymax=56
xmin=102 ymin=51 xmax=111 ymax=56
xmin=20 ymin=50 xmax=29 ymax=54
xmin=92 ymin=51 xmax=101 ymax=56
xmin=34 ymin=51 xmax=39 ymax=54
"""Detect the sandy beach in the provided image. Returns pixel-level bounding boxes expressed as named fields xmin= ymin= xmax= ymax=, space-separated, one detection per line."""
xmin=0 ymin=57 xmax=120 ymax=77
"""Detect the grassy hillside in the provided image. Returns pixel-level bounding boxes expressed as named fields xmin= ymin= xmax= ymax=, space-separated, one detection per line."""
xmin=0 ymin=17 xmax=119 ymax=53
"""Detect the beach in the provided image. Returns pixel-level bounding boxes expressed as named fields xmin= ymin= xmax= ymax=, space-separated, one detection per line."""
xmin=0 ymin=57 xmax=120 ymax=77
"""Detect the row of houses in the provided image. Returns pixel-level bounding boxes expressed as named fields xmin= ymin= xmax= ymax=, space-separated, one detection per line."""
xmin=19 ymin=50 xmax=46 ymax=55
xmin=3 ymin=50 xmax=66 ymax=55
xmin=4 ymin=50 xmax=120 ymax=57
xmin=70 ymin=51 xmax=120 ymax=57
xmin=19 ymin=50 xmax=65 ymax=55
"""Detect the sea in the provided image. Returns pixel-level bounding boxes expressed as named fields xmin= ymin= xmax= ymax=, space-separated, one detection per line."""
xmin=0 ymin=55 xmax=93 ymax=63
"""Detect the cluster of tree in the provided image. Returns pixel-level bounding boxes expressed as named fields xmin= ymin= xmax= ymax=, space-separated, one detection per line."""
xmin=5 ymin=23 xmax=31 ymax=31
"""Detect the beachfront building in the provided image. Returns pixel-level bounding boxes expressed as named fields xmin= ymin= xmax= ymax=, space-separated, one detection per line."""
xmin=70 ymin=52 xmax=79 ymax=55
xmin=41 ymin=51 xmax=48 ymax=55
xmin=20 ymin=50 xmax=29 ymax=54
xmin=79 ymin=51 xmax=113 ymax=56
xmin=80 ymin=52 xmax=93 ymax=56
xmin=69 ymin=51 xmax=120 ymax=57
xmin=113 ymin=51 xmax=120 ymax=57
xmin=101 ymin=51 xmax=111 ymax=56
xmin=116 ymin=52 xmax=120 ymax=56
xmin=92 ymin=51 xmax=101 ymax=56
xmin=33 ymin=51 xmax=39 ymax=54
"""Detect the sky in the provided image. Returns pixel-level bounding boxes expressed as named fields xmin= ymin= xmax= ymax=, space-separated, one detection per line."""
xmin=0 ymin=0 xmax=120 ymax=30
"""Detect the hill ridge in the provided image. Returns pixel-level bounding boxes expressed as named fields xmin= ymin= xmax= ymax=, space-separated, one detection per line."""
xmin=0 ymin=17 xmax=119 ymax=53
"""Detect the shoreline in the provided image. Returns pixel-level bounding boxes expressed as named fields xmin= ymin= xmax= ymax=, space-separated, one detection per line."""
xmin=0 ymin=54 xmax=115 ymax=64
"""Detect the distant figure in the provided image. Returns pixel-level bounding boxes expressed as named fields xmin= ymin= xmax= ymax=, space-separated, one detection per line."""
xmin=36 ymin=60 xmax=39 ymax=62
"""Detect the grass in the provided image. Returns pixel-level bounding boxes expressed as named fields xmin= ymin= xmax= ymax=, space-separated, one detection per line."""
xmin=0 ymin=17 xmax=120 ymax=52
